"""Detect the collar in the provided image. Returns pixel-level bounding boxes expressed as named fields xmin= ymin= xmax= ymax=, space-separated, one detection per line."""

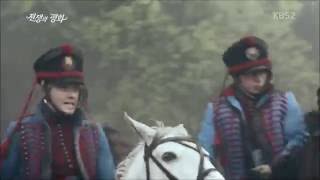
xmin=39 ymin=99 xmax=84 ymax=125
xmin=221 ymin=84 xmax=273 ymax=110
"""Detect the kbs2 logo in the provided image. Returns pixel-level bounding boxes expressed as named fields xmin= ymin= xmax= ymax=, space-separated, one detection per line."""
xmin=273 ymin=11 xmax=296 ymax=20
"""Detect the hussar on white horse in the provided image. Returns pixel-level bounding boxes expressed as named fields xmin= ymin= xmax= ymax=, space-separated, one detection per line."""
xmin=116 ymin=113 xmax=225 ymax=180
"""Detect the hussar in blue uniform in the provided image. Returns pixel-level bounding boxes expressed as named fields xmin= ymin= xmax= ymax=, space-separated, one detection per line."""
xmin=198 ymin=36 xmax=308 ymax=180
xmin=1 ymin=44 xmax=115 ymax=180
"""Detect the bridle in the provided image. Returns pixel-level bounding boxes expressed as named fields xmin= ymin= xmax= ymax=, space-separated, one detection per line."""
xmin=143 ymin=136 xmax=217 ymax=180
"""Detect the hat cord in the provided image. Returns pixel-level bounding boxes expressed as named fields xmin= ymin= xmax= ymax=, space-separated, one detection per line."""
xmin=0 ymin=77 xmax=37 ymax=161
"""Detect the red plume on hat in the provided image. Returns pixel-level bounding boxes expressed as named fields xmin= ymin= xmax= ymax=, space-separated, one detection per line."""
xmin=242 ymin=36 xmax=257 ymax=46
xmin=61 ymin=43 xmax=73 ymax=55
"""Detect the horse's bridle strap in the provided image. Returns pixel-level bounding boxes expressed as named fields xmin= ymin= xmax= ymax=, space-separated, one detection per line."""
xmin=150 ymin=155 xmax=178 ymax=180
xmin=144 ymin=136 xmax=216 ymax=180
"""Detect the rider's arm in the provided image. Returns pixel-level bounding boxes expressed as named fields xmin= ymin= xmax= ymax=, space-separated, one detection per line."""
xmin=1 ymin=121 xmax=21 ymax=179
xmin=96 ymin=123 xmax=116 ymax=180
xmin=272 ymin=92 xmax=309 ymax=166
xmin=198 ymin=103 xmax=216 ymax=159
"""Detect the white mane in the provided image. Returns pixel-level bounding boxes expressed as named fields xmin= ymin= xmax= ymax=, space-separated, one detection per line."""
xmin=116 ymin=141 xmax=144 ymax=179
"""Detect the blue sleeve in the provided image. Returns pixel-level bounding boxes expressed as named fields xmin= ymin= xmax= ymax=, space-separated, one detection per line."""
xmin=5 ymin=121 xmax=17 ymax=137
xmin=197 ymin=103 xmax=215 ymax=158
xmin=282 ymin=92 xmax=309 ymax=156
xmin=96 ymin=124 xmax=116 ymax=180
xmin=1 ymin=122 xmax=20 ymax=180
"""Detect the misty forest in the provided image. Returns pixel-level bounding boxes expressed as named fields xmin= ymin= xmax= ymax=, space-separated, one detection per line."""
xmin=1 ymin=0 xmax=319 ymax=143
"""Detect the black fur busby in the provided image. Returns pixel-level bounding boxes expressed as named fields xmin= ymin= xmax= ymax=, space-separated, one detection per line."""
xmin=223 ymin=36 xmax=271 ymax=75
xmin=33 ymin=44 xmax=84 ymax=84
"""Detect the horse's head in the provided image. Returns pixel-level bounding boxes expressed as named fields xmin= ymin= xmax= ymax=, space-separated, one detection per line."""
xmin=116 ymin=112 xmax=224 ymax=180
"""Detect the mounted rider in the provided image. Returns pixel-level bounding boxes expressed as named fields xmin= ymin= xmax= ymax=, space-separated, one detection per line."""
xmin=198 ymin=36 xmax=309 ymax=180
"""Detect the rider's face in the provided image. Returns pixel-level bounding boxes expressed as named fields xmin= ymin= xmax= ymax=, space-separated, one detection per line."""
xmin=48 ymin=84 xmax=80 ymax=115
xmin=238 ymin=69 xmax=269 ymax=95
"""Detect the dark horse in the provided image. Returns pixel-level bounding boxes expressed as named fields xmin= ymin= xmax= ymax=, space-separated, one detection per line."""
xmin=298 ymin=88 xmax=320 ymax=180
xmin=102 ymin=124 xmax=134 ymax=165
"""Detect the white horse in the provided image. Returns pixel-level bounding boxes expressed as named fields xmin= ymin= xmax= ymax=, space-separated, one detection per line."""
xmin=116 ymin=113 xmax=225 ymax=180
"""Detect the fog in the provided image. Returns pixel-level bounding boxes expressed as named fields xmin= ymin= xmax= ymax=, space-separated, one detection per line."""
xmin=1 ymin=0 xmax=319 ymax=139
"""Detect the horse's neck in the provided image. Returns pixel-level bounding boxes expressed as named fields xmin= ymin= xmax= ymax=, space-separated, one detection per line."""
xmin=121 ymin=144 xmax=147 ymax=179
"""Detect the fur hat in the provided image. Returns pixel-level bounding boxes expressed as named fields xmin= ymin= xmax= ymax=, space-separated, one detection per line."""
xmin=223 ymin=36 xmax=271 ymax=75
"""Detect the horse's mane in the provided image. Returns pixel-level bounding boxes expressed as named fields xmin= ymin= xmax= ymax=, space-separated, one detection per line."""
xmin=116 ymin=141 xmax=145 ymax=179
xmin=116 ymin=125 xmax=189 ymax=179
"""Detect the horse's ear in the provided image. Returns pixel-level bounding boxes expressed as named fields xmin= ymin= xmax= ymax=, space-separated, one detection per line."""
xmin=124 ymin=112 xmax=156 ymax=144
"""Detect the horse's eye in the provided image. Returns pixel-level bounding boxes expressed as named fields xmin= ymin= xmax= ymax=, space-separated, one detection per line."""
xmin=162 ymin=152 xmax=177 ymax=162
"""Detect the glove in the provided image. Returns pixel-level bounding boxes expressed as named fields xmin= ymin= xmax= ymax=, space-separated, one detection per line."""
xmin=251 ymin=164 xmax=272 ymax=179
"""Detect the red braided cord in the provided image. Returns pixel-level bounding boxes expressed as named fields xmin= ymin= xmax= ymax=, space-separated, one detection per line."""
xmin=0 ymin=77 xmax=38 ymax=163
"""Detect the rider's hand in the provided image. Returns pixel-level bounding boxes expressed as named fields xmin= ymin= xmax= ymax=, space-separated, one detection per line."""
xmin=251 ymin=164 xmax=272 ymax=179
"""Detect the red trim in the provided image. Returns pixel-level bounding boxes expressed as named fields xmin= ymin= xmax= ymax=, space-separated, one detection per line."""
xmin=228 ymin=58 xmax=271 ymax=74
xmin=36 ymin=71 xmax=83 ymax=80
xmin=214 ymin=132 xmax=221 ymax=145
xmin=0 ymin=138 xmax=10 ymax=168
xmin=220 ymin=85 xmax=235 ymax=97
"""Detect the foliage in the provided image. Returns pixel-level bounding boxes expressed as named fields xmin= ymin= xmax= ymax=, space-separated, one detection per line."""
xmin=1 ymin=0 xmax=318 ymax=137
xmin=67 ymin=0 xmax=317 ymax=135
